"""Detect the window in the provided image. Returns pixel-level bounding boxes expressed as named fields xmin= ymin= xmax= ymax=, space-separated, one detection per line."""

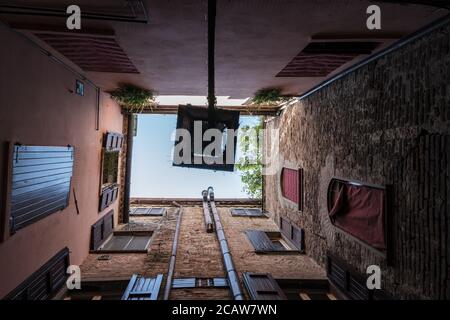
xmin=99 ymin=132 xmax=123 ymax=212
xmin=90 ymin=210 xmax=152 ymax=253
xmin=327 ymin=178 xmax=389 ymax=251
xmin=230 ymin=208 xmax=266 ymax=217
xmin=327 ymin=253 xmax=391 ymax=300
xmin=278 ymin=216 xmax=305 ymax=251
xmin=95 ymin=232 xmax=152 ymax=253
xmin=101 ymin=151 xmax=119 ymax=187
xmin=276 ymin=278 xmax=338 ymax=300
xmin=245 ymin=230 xmax=302 ymax=254
xmin=172 ymin=277 xmax=228 ymax=289
xmin=7 ymin=144 xmax=74 ymax=234
xmin=130 ymin=207 xmax=166 ymax=216
xmin=243 ymin=273 xmax=287 ymax=300
xmin=281 ymin=167 xmax=303 ymax=211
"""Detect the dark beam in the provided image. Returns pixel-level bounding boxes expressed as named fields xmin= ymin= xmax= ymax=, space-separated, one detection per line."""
xmin=130 ymin=197 xmax=262 ymax=207
xmin=139 ymin=105 xmax=279 ymax=116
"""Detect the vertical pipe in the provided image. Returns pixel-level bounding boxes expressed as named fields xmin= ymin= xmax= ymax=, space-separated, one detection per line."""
xmin=122 ymin=113 xmax=134 ymax=224
xmin=163 ymin=203 xmax=183 ymax=300
xmin=202 ymin=190 xmax=214 ymax=232
xmin=207 ymin=0 xmax=216 ymax=125
xmin=208 ymin=187 xmax=244 ymax=300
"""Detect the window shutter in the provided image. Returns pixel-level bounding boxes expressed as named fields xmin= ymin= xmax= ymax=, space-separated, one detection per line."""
xmin=327 ymin=253 xmax=370 ymax=300
xmin=245 ymin=230 xmax=276 ymax=252
xmin=231 ymin=208 xmax=264 ymax=217
xmin=281 ymin=168 xmax=303 ymax=210
xmin=130 ymin=207 xmax=166 ymax=216
xmin=121 ymin=274 xmax=163 ymax=300
xmin=5 ymin=248 xmax=69 ymax=300
xmin=99 ymin=184 xmax=119 ymax=211
xmin=104 ymin=132 xmax=124 ymax=152
xmin=10 ymin=145 xmax=74 ymax=233
xmin=243 ymin=273 xmax=287 ymax=300
xmin=91 ymin=210 xmax=114 ymax=250
xmin=172 ymin=277 xmax=229 ymax=289
xmin=279 ymin=217 xmax=305 ymax=251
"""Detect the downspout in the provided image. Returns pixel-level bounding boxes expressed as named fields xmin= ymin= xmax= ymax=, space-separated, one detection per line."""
xmin=202 ymin=190 xmax=214 ymax=233
xmin=122 ymin=113 xmax=134 ymax=224
xmin=207 ymin=187 xmax=244 ymax=300
xmin=163 ymin=202 xmax=183 ymax=300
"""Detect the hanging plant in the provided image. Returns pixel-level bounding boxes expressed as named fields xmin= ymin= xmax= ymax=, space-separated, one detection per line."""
xmin=251 ymin=87 xmax=290 ymax=106
xmin=109 ymin=83 xmax=156 ymax=113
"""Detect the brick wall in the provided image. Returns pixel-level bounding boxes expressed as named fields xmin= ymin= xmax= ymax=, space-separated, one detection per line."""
xmin=79 ymin=205 xmax=325 ymax=299
xmin=264 ymin=23 xmax=450 ymax=299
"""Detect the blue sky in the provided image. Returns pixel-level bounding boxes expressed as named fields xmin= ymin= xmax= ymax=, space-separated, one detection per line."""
xmin=130 ymin=114 xmax=260 ymax=198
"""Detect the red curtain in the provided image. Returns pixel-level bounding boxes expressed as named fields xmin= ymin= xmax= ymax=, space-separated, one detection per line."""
xmin=329 ymin=184 xmax=386 ymax=250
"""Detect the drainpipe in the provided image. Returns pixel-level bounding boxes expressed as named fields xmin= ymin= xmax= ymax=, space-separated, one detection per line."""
xmin=207 ymin=187 xmax=244 ymax=300
xmin=122 ymin=113 xmax=134 ymax=224
xmin=202 ymin=190 xmax=214 ymax=233
xmin=163 ymin=202 xmax=183 ymax=300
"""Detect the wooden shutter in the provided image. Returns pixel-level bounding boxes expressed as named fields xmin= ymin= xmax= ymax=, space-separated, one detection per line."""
xmin=121 ymin=274 xmax=163 ymax=300
xmin=130 ymin=207 xmax=166 ymax=216
xmin=99 ymin=184 xmax=119 ymax=211
xmin=245 ymin=230 xmax=276 ymax=252
xmin=231 ymin=208 xmax=264 ymax=217
xmin=9 ymin=145 xmax=74 ymax=233
xmin=104 ymin=132 xmax=124 ymax=152
xmin=91 ymin=210 xmax=114 ymax=250
xmin=5 ymin=248 xmax=69 ymax=300
xmin=172 ymin=277 xmax=228 ymax=289
xmin=281 ymin=168 xmax=299 ymax=204
xmin=243 ymin=273 xmax=287 ymax=300
xmin=279 ymin=217 xmax=305 ymax=251
xmin=327 ymin=253 xmax=370 ymax=300
xmin=281 ymin=168 xmax=304 ymax=210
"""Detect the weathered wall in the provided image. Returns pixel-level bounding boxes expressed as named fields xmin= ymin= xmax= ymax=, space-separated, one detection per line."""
xmin=0 ymin=25 xmax=123 ymax=298
xmin=264 ymin=23 xmax=450 ymax=299
xmin=79 ymin=205 xmax=325 ymax=300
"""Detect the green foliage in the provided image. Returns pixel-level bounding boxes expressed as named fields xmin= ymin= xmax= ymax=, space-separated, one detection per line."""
xmin=235 ymin=118 xmax=263 ymax=199
xmin=252 ymin=87 xmax=288 ymax=105
xmin=109 ymin=84 xmax=155 ymax=112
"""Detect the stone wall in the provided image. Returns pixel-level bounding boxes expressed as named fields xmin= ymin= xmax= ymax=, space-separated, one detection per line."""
xmin=264 ymin=22 xmax=450 ymax=299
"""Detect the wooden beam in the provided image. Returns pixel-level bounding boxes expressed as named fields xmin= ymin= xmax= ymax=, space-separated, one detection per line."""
xmin=130 ymin=197 xmax=262 ymax=206
xmin=139 ymin=105 xmax=279 ymax=116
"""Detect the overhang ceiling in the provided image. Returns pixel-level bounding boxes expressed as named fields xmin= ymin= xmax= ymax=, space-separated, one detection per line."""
xmin=0 ymin=0 xmax=447 ymax=98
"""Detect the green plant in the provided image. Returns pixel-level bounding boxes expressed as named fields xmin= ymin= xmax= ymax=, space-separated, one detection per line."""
xmin=235 ymin=118 xmax=263 ymax=199
xmin=252 ymin=87 xmax=288 ymax=105
xmin=109 ymin=84 xmax=155 ymax=112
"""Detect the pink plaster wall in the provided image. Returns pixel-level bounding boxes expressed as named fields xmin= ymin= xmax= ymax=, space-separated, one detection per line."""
xmin=0 ymin=26 xmax=123 ymax=298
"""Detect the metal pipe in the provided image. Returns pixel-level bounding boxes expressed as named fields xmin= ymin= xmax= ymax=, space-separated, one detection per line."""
xmin=202 ymin=190 xmax=214 ymax=233
xmin=279 ymin=13 xmax=450 ymax=114
xmin=163 ymin=203 xmax=183 ymax=300
xmin=207 ymin=187 xmax=244 ymax=300
xmin=122 ymin=113 xmax=134 ymax=224
xmin=207 ymin=0 xmax=217 ymax=118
